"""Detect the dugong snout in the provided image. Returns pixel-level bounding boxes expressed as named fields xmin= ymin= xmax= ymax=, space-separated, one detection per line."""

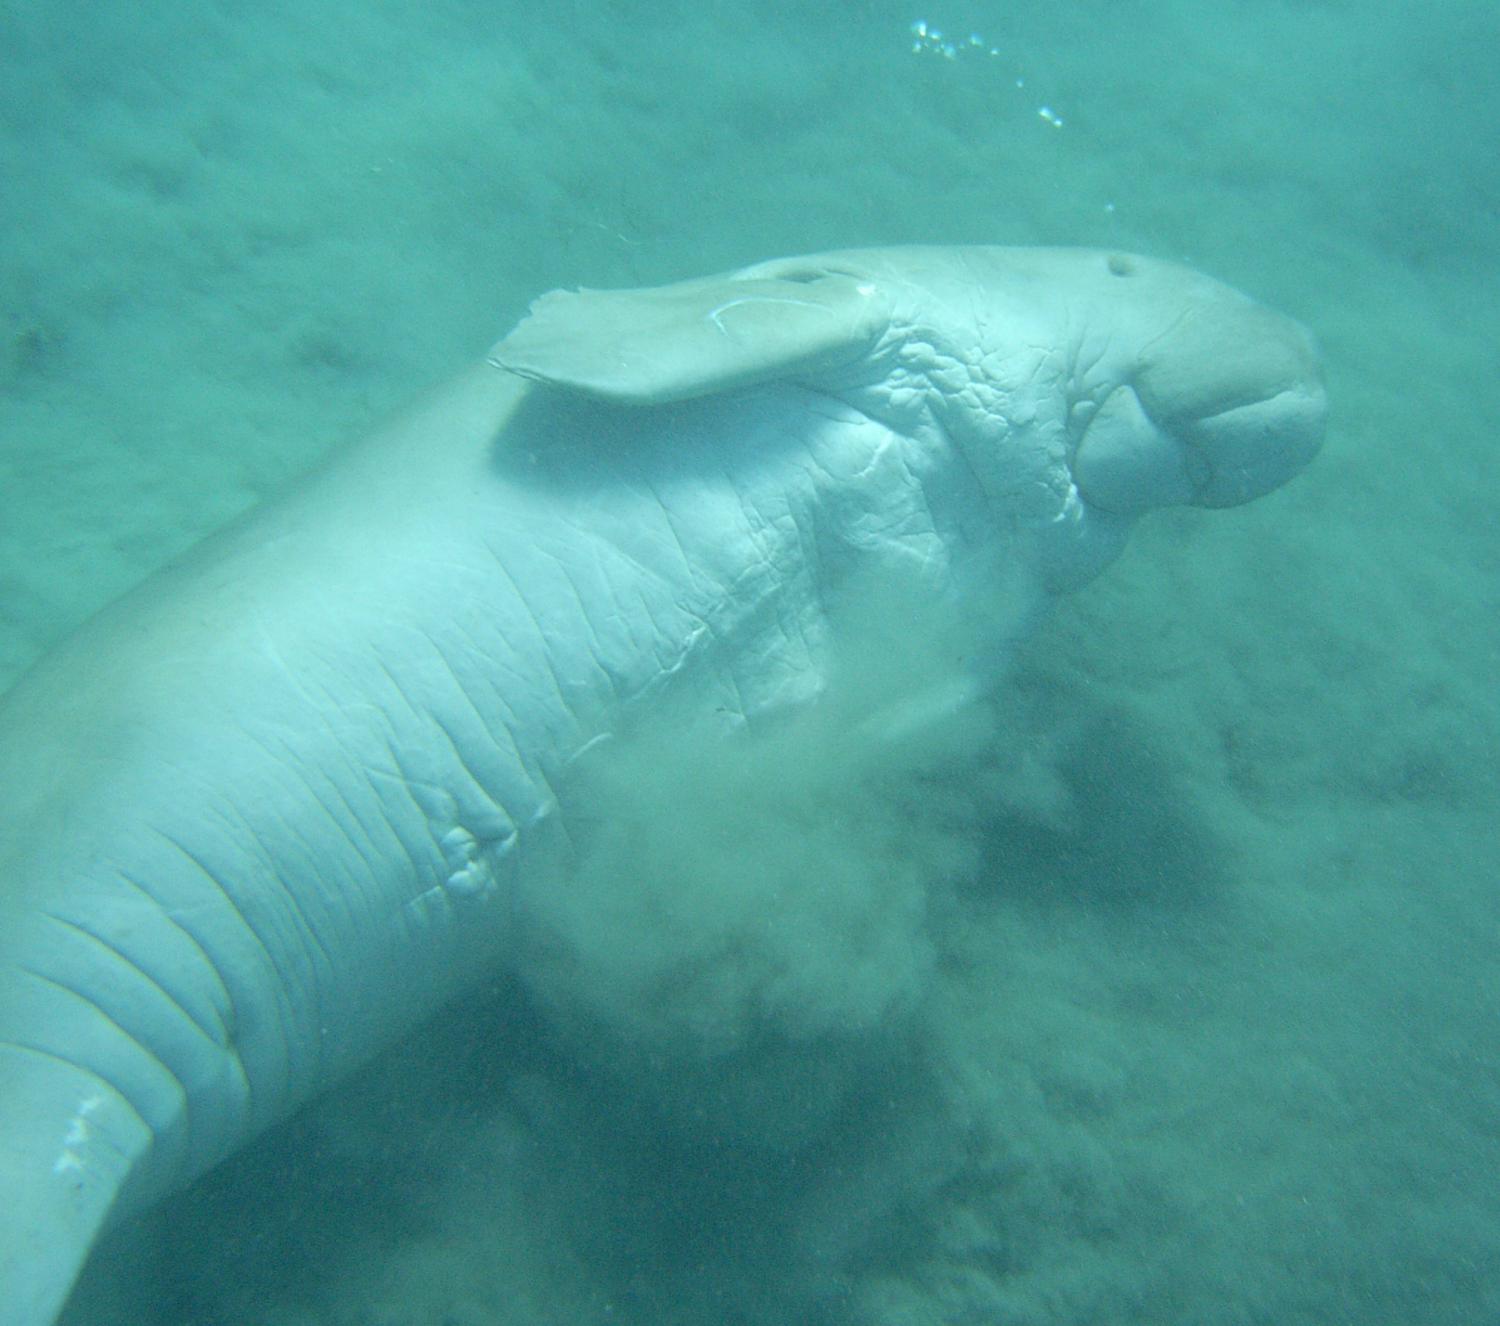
xmin=1067 ymin=252 xmax=1325 ymax=513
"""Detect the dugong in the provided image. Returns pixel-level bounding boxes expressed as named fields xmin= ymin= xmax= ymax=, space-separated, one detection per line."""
xmin=0 ymin=247 xmax=1325 ymax=1325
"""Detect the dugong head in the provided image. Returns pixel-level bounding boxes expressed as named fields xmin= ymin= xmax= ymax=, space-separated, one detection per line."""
xmin=493 ymin=244 xmax=1325 ymax=521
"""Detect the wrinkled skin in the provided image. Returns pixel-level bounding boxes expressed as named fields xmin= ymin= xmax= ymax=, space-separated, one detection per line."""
xmin=0 ymin=248 xmax=1324 ymax=1326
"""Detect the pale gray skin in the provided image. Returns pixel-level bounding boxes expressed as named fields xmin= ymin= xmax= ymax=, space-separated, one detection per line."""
xmin=0 ymin=247 xmax=1325 ymax=1326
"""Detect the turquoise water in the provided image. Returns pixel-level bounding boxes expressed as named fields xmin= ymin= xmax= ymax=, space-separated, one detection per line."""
xmin=3 ymin=1 xmax=1497 ymax=1322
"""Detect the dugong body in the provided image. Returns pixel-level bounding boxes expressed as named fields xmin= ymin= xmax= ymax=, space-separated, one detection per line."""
xmin=0 ymin=247 xmax=1325 ymax=1325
